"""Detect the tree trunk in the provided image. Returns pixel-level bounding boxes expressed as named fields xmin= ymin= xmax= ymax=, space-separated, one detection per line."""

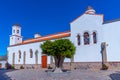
xmin=54 ymin=56 xmax=59 ymax=67
xmin=54 ymin=56 xmax=65 ymax=73
xmin=59 ymin=56 xmax=65 ymax=68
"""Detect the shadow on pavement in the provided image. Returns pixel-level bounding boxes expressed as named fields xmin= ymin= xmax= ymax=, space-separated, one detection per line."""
xmin=0 ymin=69 xmax=17 ymax=80
xmin=109 ymin=71 xmax=120 ymax=80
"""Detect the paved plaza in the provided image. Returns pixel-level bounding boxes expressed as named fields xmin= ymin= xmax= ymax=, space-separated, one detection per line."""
xmin=0 ymin=69 xmax=120 ymax=80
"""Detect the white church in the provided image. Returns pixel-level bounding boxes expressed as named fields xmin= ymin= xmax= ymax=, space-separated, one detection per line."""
xmin=7 ymin=6 xmax=120 ymax=69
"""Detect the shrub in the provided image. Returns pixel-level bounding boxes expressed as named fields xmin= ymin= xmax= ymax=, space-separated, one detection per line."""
xmin=101 ymin=64 xmax=108 ymax=70
xmin=5 ymin=62 xmax=9 ymax=69
xmin=5 ymin=62 xmax=15 ymax=69
xmin=48 ymin=65 xmax=52 ymax=69
xmin=20 ymin=65 xmax=24 ymax=69
xmin=11 ymin=65 xmax=15 ymax=69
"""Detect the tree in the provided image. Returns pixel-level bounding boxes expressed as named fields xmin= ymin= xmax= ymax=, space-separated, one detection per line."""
xmin=41 ymin=39 xmax=76 ymax=72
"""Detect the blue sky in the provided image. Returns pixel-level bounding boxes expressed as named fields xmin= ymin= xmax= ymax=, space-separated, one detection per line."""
xmin=0 ymin=0 xmax=120 ymax=56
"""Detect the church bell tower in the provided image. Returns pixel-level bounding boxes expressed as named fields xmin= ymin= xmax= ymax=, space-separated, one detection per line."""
xmin=10 ymin=24 xmax=23 ymax=45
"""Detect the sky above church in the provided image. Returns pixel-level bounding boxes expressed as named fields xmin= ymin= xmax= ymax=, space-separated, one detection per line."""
xmin=0 ymin=0 xmax=120 ymax=56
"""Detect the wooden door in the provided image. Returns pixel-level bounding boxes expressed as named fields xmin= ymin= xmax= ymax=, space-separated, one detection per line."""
xmin=42 ymin=55 xmax=47 ymax=68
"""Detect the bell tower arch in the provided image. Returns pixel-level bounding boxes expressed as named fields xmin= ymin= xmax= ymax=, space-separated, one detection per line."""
xmin=10 ymin=23 xmax=23 ymax=45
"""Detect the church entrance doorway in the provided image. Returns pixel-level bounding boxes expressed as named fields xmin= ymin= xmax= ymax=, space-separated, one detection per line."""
xmin=41 ymin=55 xmax=47 ymax=68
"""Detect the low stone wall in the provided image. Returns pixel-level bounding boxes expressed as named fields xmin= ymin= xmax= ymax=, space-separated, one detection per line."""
xmin=14 ymin=64 xmax=39 ymax=69
xmin=71 ymin=62 xmax=102 ymax=70
xmin=63 ymin=62 xmax=120 ymax=70
xmin=108 ymin=62 xmax=120 ymax=70
xmin=14 ymin=64 xmax=48 ymax=69
xmin=14 ymin=62 xmax=120 ymax=70
xmin=50 ymin=62 xmax=102 ymax=70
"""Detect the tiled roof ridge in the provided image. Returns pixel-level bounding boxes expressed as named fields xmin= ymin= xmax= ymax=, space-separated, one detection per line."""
xmin=23 ymin=30 xmax=70 ymax=43
xmin=9 ymin=30 xmax=70 ymax=47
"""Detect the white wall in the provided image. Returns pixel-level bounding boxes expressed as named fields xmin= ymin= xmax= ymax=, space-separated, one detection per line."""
xmin=103 ymin=21 xmax=120 ymax=61
xmin=8 ymin=37 xmax=70 ymax=65
xmin=8 ymin=42 xmax=45 ymax=65
xmin=0 ymin=61 xmax=6 ymax=68
xmin=70 ymin=14 xmax=103 ymax=62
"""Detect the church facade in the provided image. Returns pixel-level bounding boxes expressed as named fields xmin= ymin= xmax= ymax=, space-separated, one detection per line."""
xmin=7 ymin=6 xmax=120 ymax=69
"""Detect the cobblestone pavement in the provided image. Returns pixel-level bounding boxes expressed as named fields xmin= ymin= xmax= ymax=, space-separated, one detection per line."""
xmin=1 ymin=69 xmax=120 ymax=80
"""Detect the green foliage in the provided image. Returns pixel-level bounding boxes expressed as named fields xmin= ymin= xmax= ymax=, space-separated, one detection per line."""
xmin=11 ymin=65 xmax=15 ymax=69
xmin=101 ymin=64 xmax=108 ymax=70
xmin=41 ymin=41 xmax=55 ymax=56
xmin=41 ymin=39 xmax=76 ymax=58
xmin=5 ymin=62 xmax=15 ymax=69
xmin=48 ymin=65 xmax=53 ymax=69
xmin=20 ymin=65 xmax=24 ymax=69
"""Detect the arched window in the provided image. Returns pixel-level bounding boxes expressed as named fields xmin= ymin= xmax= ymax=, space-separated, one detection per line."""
xmin=18 ymin=50 xmax=21 ymax=59
xmin=77 ymin=34 xmax=80 ymax=45
xmin=12 ymin=53 xmax=15 ymax=65
xmin=23 ymin=51 xmax=26 ymax=65
xmin=93 ymin=32 xmax=97 ymax=44
xmin=30 ymin=49 xmax=33 ymax=58
xmin=13 ymin=30 xmax=15 ymax=33
xmin=35 ymin=50 xmax=38 ymax=64
xmin=84 ymin=32 xmax=90 ymax=45
xmin=35 ymin=50 xmax=38 ymax=55
xmin=17 ymin=30 xmax=19 ymax=34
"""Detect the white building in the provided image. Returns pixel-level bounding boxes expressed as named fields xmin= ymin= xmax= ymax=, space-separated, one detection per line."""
xmin=0 ymin=61 xmax=6 ymax=69
xmin=7 ymin=6 xmax=120 ymax=69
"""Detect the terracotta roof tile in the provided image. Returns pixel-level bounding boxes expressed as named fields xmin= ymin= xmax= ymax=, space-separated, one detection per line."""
xmin=9 ymin=31 xmax=70 ymax=47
